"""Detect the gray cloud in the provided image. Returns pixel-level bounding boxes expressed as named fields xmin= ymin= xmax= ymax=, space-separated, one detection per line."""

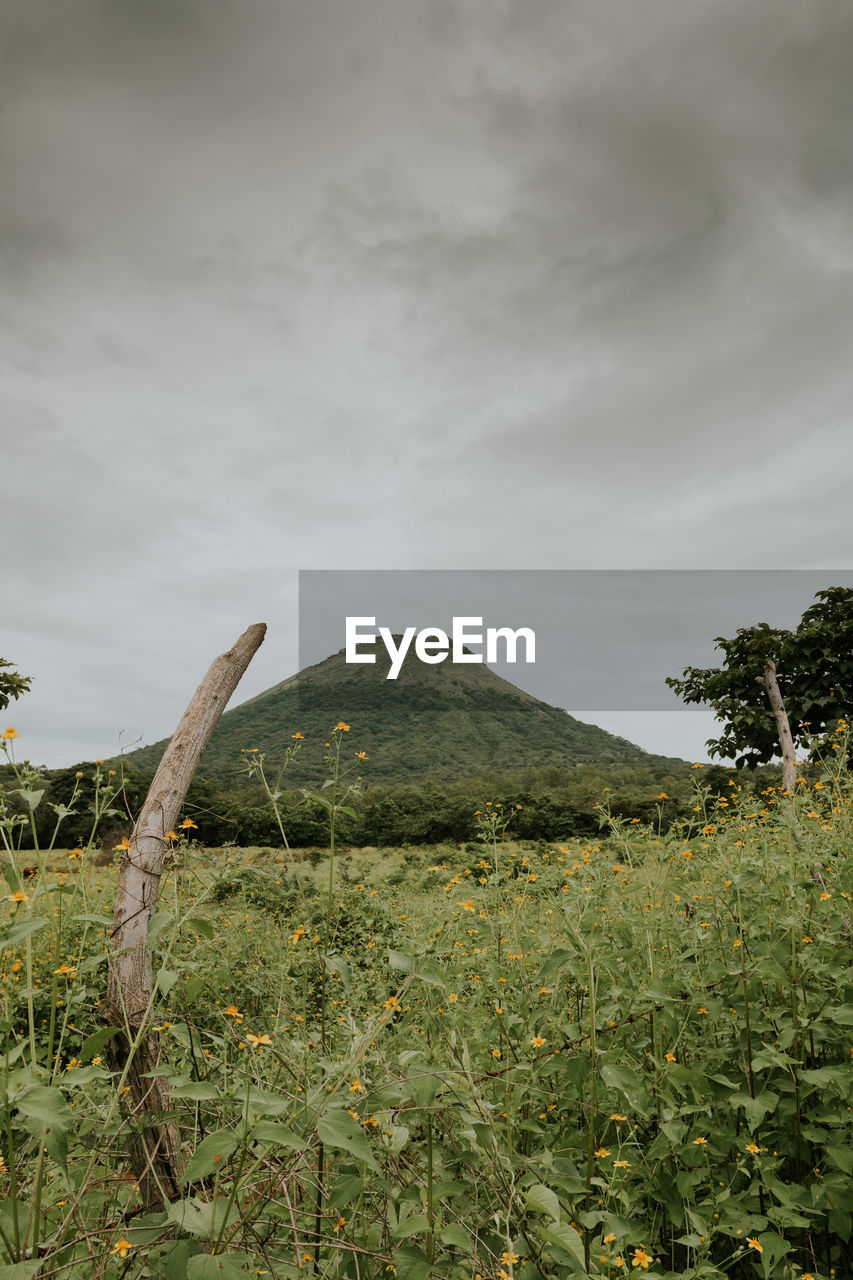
xmin=3 ymin=0 xmax=853 ymax=765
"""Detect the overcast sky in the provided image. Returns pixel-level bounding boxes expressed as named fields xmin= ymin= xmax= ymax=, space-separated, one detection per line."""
xmin=3 ymin=0 xmax=853 ymax=768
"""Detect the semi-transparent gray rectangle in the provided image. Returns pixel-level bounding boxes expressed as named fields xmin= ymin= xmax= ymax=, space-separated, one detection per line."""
xmin=298 ymin=570 xmax=853 ymax=711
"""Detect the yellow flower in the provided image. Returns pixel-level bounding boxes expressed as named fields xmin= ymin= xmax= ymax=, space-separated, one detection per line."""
xmin=613 ymin=1160 xmax=630 ymax=1168
xmin=356 ymin=750 xmax=368 ymax=760
xmin=179 ymin=817 xmax=198 ymax=829
xmin=665 ymin=1052 xmax=676 ymax=1063
xmin=65 ymin=1058 xmax=80 ymax=1070
xmin=292 ymin=731 xmax=304 ymax=740
xmin=1 ymin=727 xmax=21 ymax=740
xmin=223 ymin=1005 xmax=243 ymax=1021
xmin=531 ymin=1035 xmax=546 ymax=1048
xmin=246 ymin=1032 xmax=272 ymax=1049
xmin=745 ymin=1142 xmax=764 ymax=1154
xmin=693 ymin=1136 xmax=707 ymax=1145
xmin=111 ymin=1240 xmax=133 ymax=1258
xmin=631 ymin=1246 xmax=653 ymax=1269
xmin=54 ymin=964 xmax=77 ymax=977
xmin=349 ymin=1080 xmax=364 ymax=1092
xmin=603 ymin=1233 xmax=616 ymax=1244
xmin=691 ymin=762 xmax=703 ymax=768
xmin=501 ymin=1252 xmax=518 ymax=1266
xmin=461 ymin=899 xmax=475 ymax=912
xmin=333 ymin=1216 xmax=346 ymax=1232
xmin=7 ymin=890 xmax=29 ymax=904
xmin=334 ymin=722 xmax=350 ymax=732
xmin=746 ymin=1237 xmax=762 ymax=1253
xmin=163 ymin=830 xmax=179 ymax=843
xmin=67 ymin=848 xmax=83 ymax=860
xmin=657 ymin=792 xmax=668 ymax=800
xmin=113 ymin=838 xmax=131 ymax=852
xmin=595 ymin=1147 xmax=610 ymax=1158
xmin=491 ymin=1048 xmax=501 ymax=1058
xmin=610 ymin=1113 xmax=627 ymax=1121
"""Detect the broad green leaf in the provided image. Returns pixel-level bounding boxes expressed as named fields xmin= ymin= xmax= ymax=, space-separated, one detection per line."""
xmin=79 ymin=1024 xmax=122 ymax=1063
xmin=15 ymin=1084 xmax=73 ymax=1132
xmin=16 ymin=788 xmax=45 ymax=811
xmin=439 ymin=1223 xmax=471 ymax=1248
xmin=171 ymin=1081 xmax=221 ymax=1101
xmin=392 ymin=1214 xmax=430 ymax=1239
xmin=328 ymin=1174 xmax=363 ymax=1208
xmin=148 ymin=912 xmax=175 ymax=947
xmin=166 ymin=1196 xmax=238 ymax=1238
xmin=525 ymin=1183 xmax=561 ymax=1221
xmin=542 ymin=1222 xmax=586 ymax=1269
xmin=251 ymin=1122 xmax=307 ymax=1150
xmin=188 ymin=916 xmax=215 ymax=939
xmin=0 ymin=917 xmax=49 ymax=950
xmin=388 ymin=949 xmax=416 ymax=974
xmin=0 ymin=1263 xmax=44 ymax=1279
xmin=316 ymin=1109 xmax=379 ymax=1171
xmin=186 ymin=1253 xmax=254 ymax=1278
xmin=156 ymin=968 xmax=179 ymax=996
xmin=393 ymin=1244 xmax=431 ymax=1280
xmin=183 ymin=1130 xmax=241 ymax=1184
xmin=323 ymin=954 xmax=352 ymax=992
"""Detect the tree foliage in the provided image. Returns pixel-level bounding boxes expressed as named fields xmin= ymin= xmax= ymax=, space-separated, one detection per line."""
xmin=0 ymin=657 xmax=32 ymax=712
xmin=666 ymin=586 xmax=853 ymax=767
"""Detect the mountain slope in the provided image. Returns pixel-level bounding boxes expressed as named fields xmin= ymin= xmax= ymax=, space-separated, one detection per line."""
xmin=124 ymin=645 xmax=686 ymax=786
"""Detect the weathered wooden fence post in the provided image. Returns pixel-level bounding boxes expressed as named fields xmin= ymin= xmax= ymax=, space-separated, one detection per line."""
xmin=101 ymin=623 xmax=266 ymax=1206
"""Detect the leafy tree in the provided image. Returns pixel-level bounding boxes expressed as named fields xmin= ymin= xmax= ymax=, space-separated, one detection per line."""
xmin=0 ymin=658 xmax=32 ymax=712
xmin=666 ymin=586 xmax=853 ymax=771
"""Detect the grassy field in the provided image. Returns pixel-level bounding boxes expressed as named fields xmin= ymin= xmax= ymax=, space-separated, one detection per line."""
xmin=2 ymin=757 xmax=853 ymax=1278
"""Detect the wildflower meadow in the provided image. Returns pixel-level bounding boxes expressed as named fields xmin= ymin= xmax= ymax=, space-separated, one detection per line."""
xmin=1 ymin=721 xmax=852 ymax=1279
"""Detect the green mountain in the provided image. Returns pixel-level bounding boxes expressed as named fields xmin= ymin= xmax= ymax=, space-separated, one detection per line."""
xmin=124 ymin=645 xmax=687 ymax=787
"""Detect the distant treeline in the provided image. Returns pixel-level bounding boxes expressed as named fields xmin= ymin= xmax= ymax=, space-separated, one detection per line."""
xmin=5 ymin=758 xmax=784 ymax=851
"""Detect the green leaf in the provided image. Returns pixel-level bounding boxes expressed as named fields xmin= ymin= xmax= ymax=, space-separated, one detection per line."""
xmin=188 ymin=916 xmax=215 ymax=939
xmin=323 ymin=953 xmax=352 ymax=992
xmin=15 ymin=1084 xmax=73 ymax=1132
xmin=328 ymin=1174 xmax=363 ymax=1208
xmin=183 ymin=1130 xmax=241 ymax=1184
xmin=251 ymin=1122 xmax=307 ymax=1150
xmin=756 ymin=1232 xmax=791 ymax=1279
xmin=79 ymin=1024 xmax=122 ymax=1063
xmin=438 ymin=1223 xmax=471 ymax=1248
xmin=525 ymin=1183 xmax=561 ymax=1221
xmin=0 ymin=1263 xmax=45 ymax=1279
xmin=16 ymin=788 xmax=45 ymax=811
xmin=0 ymin=917 xmax=50 ymax=950
xmin=156 ymin=968 xmax=179 ymax=996
xmin=166 ymin=1196 xmax=239 ymax=1238
xmin=316 ymin=1109 xmax=379 ymax=1171
xmin=388 ymin=949 xmax=416 ymax=974
xmin=148 ymin=912 xmax=175 ymax=947
xmin=186 ymin=1254 xmax=254 ymax=1279
xmin=393 ymin=1244 xmax=432 ymax=1280
xmin=44 ymin=1124 xmax=68 ymax=1175
xmin=541 ymin=1222 xmax=586 ymax=1269
xmin=171 ymin=1080 xmax=222 ymax=1100
xmin=392 ymin=1214 xmax=430 ymax=1240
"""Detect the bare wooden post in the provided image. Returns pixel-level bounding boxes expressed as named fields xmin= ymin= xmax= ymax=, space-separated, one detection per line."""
xmin=756 ymin=659 xmax=798 ymax=793
xmin=101 ymin=623 xmax=266 ymax=1205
